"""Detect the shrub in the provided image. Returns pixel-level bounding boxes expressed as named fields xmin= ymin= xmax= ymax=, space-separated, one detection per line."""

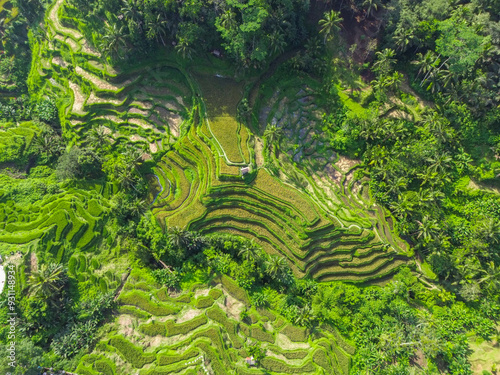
xmin=109 ymin=336 xmax=156 ymax=368
xmin=151 ymin=269 xmax=181 ymax=289
xmin=195 ymin=295 xmax=214 ymax=309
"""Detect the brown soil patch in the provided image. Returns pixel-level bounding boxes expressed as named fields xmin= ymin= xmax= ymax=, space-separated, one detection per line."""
xmin=176 ymin=308 xmax=203 ymax=324
xmin=86 ymin=92 xmax=124 ymax=106
xmin=336 ymin=155 xmax=360 ymax=173
xmin=128 ymin=107 xmax=149 ymax=116
xmin=324 ymin=164 xmax=342 ymax=187
xmin=52 ymin=56 xmax=67 ymax=67
xmin=155 ymin=107 xmax=182 ymax=137
xmin=116 ymin=315 xmax=135 ymax=338
xmin=194 ymin=288 xmax=210 ymax=298
xmin=275 ymin=333 xmax=311 ymax=350
xmin=128 ymin=118 xmax=154 ymax=130
xmin=221 ymin=294 xmax=245 ymax=321
xmin=68 ymin=81 xmax=86 ymax=113
xmin=30 ymin=252 xmax=38 ymax=272
xmin=75 ymin=66 xmax=132 ymax=91
xmin=130 ymin=134 xmax=147 ymax=142
xmin=149 ymin=142 xmax=158 ymax=153
xmin=254 ymin=137 xmax=265 ymax=167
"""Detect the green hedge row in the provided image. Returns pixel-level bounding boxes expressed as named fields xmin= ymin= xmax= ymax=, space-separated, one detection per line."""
xmin=195 ymin=295 xmax=214 ymax=309
xmin=205 ymin=305 xmax=242 ymax=349
xmin=220 ymin=275 xmax=250 ymax=305
xmin=108 ymin=336 xmax=156 ymax=368
xmin=250 ymin=326 xmax=274 ymax=343
xmin=165 ymin=315 xmax=208 ymax=336
xmin=118 ymin=290 xmax=178 ymax=316
xmin=139 ymin=321 xmax=165 ymax=336
xmin=156 ymin=348 xmax=199 ymax=366
xmin=208 ymin=288 xmax=223 ymax=300
xmin=281 ymin=324 xmax=309 ymax=342
xmin=260 ymin=357 xmax=316 ymax=374
xmin=117 ymin=305 xmax=151 ymax=319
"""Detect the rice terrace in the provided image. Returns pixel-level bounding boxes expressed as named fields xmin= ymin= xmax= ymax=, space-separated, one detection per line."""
xmin=1 ymin=0 xmax=500 ymax=374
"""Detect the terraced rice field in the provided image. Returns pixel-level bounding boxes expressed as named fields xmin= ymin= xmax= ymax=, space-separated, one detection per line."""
xmin=14 ymin=0 xmax=413 ymax=285
xmin=31 ymin=0 xmax=193 ymax=156
xmin=0 ymin=178 xmax=114 ymax=260
xmin=75 ymin=270 xmax=355 ymax=375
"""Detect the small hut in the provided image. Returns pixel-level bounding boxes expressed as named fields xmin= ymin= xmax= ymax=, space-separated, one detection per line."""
xmin=245 ymin=356 xmax=256 ymax=366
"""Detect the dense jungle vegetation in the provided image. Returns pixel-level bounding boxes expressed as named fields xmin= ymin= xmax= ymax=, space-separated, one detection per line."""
xmin=0 ymin=0 xmax=500 ymax=374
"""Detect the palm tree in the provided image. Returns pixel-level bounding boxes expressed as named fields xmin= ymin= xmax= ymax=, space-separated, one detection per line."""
xmin=390 ymin=195 xmax=414 ymax=219
xmin=121 ymin=0 xmax=142 ymax=27
xmin=263 ymin=125 xmax=283 ymax=155
xmin=363 ymin=0 xmax=381 ymax=19
xmin=239 ymin=242 xmax=261 ymax=263
xmin=412 ymin=51 xmax=437 ymax=80
xmin=117 ymin=168 xmax=138 ymax=190
xmin=372 ymin=48 xmax=396 ymax=76
xmin=427 ymin=152 xmax=452 ymax=175
xmin=392 ymin=28 xmax=415 ymax=53
xmin=478 ymin=261 xmax=500 ymax=293
xmin=269 ymin=30 xmax=286 ymax=55
xmin=28 ymin=263 xmax=67 ymax=300
xmin=168 ymin=226 xmax=191 ymax=249
xmin=416 ymin=216 xmax=440 ymax=243
xmin=146 ymin=14 xmax=168 ymax=46
xmin=87 ymin=125 xmax=110 ymax=150
xmin=480 ymin=218 xmax=500 ymax=245
xmin=101 ymin=22 xmax=128 ymax=59
xmin=264 ymin=254 xmax=289 ymax=280
xmin=175 ymin=38 xmax=194 ymax=60
xmin=219 ymin=10 xmax=236 ymax=30
xmin=130 ymin=197 xmax=147 ymax=218
xmin=318 ymin=10 xmax=342 ymax=44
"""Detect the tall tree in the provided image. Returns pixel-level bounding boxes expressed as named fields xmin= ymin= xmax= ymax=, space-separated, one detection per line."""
xmin=28 ymin=263 xmax=67 ymax=301
xmin=318 ymin=10 xmax=342 ymax=44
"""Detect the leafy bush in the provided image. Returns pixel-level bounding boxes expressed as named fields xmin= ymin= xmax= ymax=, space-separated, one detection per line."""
xmin=34 ymin=98 xmax=58 ymax=124
xmin=151 ymin=268 xmax=181 ymax=289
